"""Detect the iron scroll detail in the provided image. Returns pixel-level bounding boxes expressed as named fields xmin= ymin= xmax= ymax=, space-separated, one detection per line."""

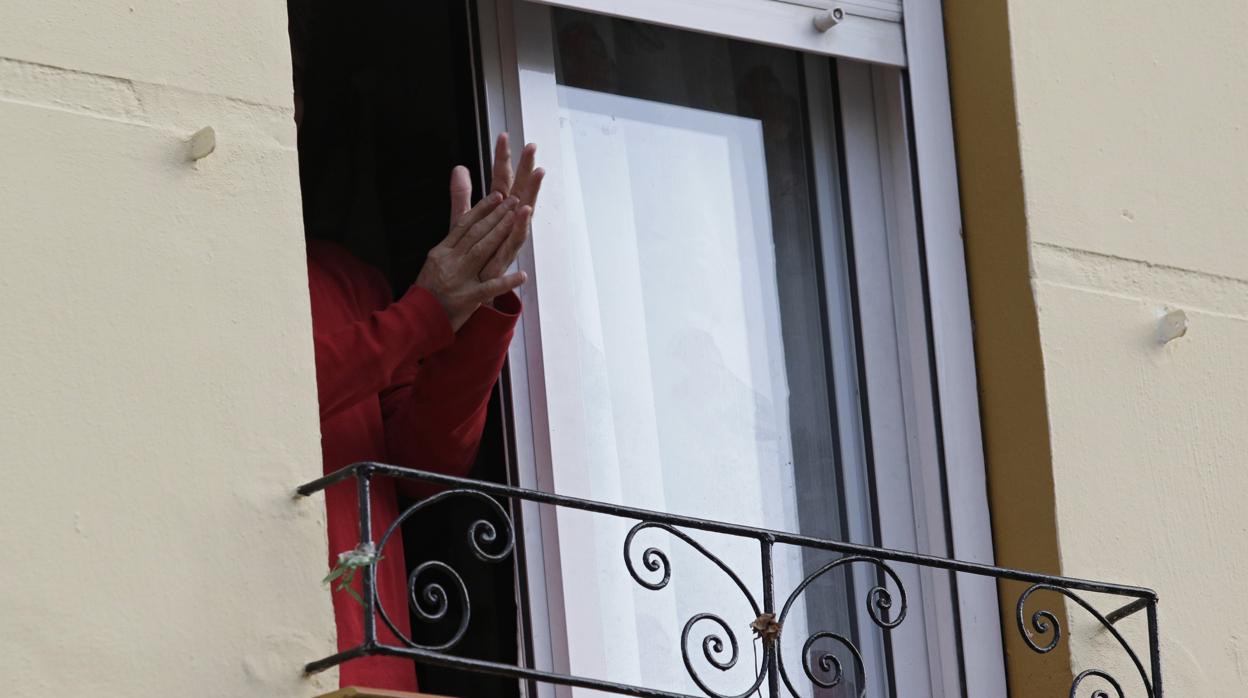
xmin=372 ymin=488 xmax=515 ymax=652
xmin=624 ymin=521 xmax=770 ymax=698
xmin=1017 ymin=583 xmax=1154 ymax=698
xmin=775 ymin=556 xmax=908 ymax=698
xmin=623 ymin=525 xmax=911 ymax=698
xmin=1070 ymin=669 xmax=1127 ymax=698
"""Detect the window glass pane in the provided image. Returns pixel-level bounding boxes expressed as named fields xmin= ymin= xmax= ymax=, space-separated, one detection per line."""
xmin=548 ymin=9 xmax=867 ymax=695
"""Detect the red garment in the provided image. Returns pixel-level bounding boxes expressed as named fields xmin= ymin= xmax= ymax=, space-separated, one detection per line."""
xmin=307 ymin=240 xmax=519 ymax=690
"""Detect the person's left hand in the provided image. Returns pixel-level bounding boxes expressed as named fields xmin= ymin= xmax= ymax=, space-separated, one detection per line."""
xmin=447 ymin=133 xmax=545 ymax=287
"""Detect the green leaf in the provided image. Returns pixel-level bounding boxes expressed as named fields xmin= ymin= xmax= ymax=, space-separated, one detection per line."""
xmin=323 ymin=564 xmax=349 ymax=585
xmin=344 ymin=584 xmax=365 ymax=608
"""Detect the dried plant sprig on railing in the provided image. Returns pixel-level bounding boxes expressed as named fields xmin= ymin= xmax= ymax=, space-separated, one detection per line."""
xmin=323 ymin=543 xmax=383 ymax=608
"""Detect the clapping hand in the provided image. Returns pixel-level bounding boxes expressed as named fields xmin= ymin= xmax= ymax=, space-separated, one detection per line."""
xmin=479 ymin=133 xmax=544 ymax=282
xmin=415 ymin=133 xmax=544 ymax=330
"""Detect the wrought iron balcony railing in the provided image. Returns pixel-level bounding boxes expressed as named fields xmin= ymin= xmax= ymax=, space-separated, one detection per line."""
xmin=297 ymin=462 xmax=1162 ymax=697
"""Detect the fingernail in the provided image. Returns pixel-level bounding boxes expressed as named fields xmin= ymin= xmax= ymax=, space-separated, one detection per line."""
xmin=489 ymin=192 xmax=503 ymax=203
xmin=505 ymin=196 xmax=519 ymax=208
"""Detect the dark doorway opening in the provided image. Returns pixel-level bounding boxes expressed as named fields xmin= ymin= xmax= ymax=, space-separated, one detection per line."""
xmin=288 ymin=0 xmax=521 ymax=694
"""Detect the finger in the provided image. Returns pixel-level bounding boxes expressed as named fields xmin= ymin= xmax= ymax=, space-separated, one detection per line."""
xmin=511 ymin=141 xmax=536 ymax=188
xmin=468 ymin=209 xmax=518 ymax=268
xmin=513 ymin=142 xmax=537 ymax=195
xmin=519 ymin=166 xmax=545 ymax=209
xmin=475 ymin=270 xmax=528 ymax=303
xmin=490 ymin=132 xmax=513 ymax=197
xmin=449 ymin=165 xmax=472 ymax=227
xmin=458 ymin=196 xmax=517 ymax=252
xmin=480 ymin=206 xmax=530 ymax=279
xmin=481 ymin=205 xmax=531 ymax=279
xmin=444 ymin=191 xmax=503 ymax=248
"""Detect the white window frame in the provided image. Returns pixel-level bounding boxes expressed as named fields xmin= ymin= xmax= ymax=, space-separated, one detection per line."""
xmin=899 ymin=1 xmax=1007 ymax=693
xmin=525 ymin=0 xmax=905 ymax=67
xmin=474 ymin=0 xmax=1005 ymax=695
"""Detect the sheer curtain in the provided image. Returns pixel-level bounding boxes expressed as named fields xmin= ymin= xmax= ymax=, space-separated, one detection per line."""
xmin=553 ymin=85 xmax=808 ymax=695
xmin=544 ymin=10 xmax=858 ymax=695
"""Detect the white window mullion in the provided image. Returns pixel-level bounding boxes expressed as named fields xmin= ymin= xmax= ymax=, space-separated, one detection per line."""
xmin=484 ymin=2 xmax=581 ymax=695
xmin=804 ymin=52 xmax=895 ymax=698
xmin=873 ymin=61 xmax=963 ymax=698
xmin=901 ymin=0 xmax=1010 ymax=694
xmin=836 ymin=56 xmax=943 ymax=698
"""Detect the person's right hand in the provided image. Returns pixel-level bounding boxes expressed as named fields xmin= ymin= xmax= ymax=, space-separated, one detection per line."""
xmin=479 ymin=133 xmax=544 ymax=283
xmin=415 ymin=183 xmax=528 ymax=331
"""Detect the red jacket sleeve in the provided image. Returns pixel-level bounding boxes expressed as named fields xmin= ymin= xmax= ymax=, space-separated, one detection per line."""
xmin=381 ymin=292 xmax=520 ymax=495
xmin=313 ymin=284 xmax=455 ymax=420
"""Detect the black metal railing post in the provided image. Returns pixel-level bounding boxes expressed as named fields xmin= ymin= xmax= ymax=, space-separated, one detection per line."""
xmin=759 ymin=535 xmax=779 ymax=698
xmin=357 ymin=464 xmax=377 ymax=650
xmin=1148 ymin=599 xmax=1163 ymax=697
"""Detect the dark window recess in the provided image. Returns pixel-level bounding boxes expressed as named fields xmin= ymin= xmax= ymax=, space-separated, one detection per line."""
xmin=292 ymin=0 xmax=483 ymax=293
xmin=289 ymin=0 xmax=520 ymax=695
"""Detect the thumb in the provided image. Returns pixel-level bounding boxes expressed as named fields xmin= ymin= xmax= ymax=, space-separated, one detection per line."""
xmin=476 ymin=270 xmax=527 ymax=302
xmin=449 ymin=166 xmax=472 ymax=226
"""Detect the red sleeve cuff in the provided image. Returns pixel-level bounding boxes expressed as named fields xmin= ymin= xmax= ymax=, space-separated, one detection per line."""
xmin=458 ymin=290 xmax=521 ymax=340
xmin=489 ymin=290 xmax=523 ymax=317
xmin=393 ymin=285 xmax=455 ymax=360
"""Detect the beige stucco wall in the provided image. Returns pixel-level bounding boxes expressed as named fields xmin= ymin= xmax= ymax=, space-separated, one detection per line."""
xmin=0 ymin=1 xmax=338 ymax=694
xmin=948 ymin=0 xmax=1248 ymax=695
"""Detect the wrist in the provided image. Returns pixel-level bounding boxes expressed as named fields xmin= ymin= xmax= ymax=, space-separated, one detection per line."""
xmin=414 ymin=282 xmax=451 ymax=321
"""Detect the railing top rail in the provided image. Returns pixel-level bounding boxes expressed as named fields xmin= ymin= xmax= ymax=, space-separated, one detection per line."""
xmin=296 ymin=461 xmax=1157 ymax=600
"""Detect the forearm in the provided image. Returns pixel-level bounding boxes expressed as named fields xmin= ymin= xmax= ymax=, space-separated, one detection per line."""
xmin=314 ymin=286 xmax=453 ymax=419
xmin=383 ymin=292 xmax=520 ymax=492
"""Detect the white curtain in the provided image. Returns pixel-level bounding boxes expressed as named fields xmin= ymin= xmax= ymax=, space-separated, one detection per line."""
xmin=550 ymin=85 xmax=809 ymax=695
